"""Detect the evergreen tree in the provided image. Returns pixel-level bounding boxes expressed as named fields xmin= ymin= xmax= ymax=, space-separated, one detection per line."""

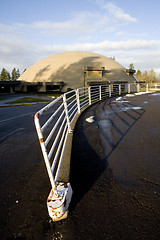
xmin=12 ymin=68 xmax=17 ymax=81
xmin=16 ymin=69 xmax=20 ymax=79
xmin=136 ymin=69 xmax=142 ymax=76
xmin=0 ymin=68 xmax=8 ymax=81
xmin=11 ymin=68 xmax=20 ymax=81
xmin=136 ymin=69 xmax=142 ymax=81
xmin=6 ymin=71 xmax=11 ymax=81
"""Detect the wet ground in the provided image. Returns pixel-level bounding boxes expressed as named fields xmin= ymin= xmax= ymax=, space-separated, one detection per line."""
xmin=0 ymin=92 xmax=160 ymax=239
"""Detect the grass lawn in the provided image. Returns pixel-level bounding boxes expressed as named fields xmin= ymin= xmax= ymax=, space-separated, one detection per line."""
xmin=7 ymin=97 xmax=50 ymax=104
xmin=0 ymin=97 xmax=7 ymax=101
xmin=37 ymin=92 xmax=62 ymax=98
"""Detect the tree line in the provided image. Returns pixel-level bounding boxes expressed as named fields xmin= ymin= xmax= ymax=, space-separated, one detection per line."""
xmin=129 ymin=63 xmax=160 ymax=83
xmin=135 ymin=69 xmax=160 ymax=83
xmin=1 ymin=65 xmax=160 ymax=83
xmin=0 ymin=68 xmax=26 ymax=81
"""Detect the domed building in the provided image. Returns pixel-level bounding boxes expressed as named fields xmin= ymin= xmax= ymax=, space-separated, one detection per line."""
xmin=18 ymin=51 xmax=136 ymax=93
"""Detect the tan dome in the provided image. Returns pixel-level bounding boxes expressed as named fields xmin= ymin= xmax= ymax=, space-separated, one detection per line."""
xmin=19 ymin=51 xmax=135 ymax=91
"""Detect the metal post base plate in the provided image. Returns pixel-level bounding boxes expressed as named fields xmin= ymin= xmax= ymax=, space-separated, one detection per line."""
xmin=47 ymin=182 xmax=72 ymax=221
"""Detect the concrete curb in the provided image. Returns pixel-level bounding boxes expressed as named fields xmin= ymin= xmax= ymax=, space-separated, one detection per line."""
xmin=0 ymin=101 xmax=50 ymax=107
xmin=57 ymin=105 xmax=90 ymax=183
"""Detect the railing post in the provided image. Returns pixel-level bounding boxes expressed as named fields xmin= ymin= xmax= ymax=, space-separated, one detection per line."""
xmin=119 ymin=84 xmax=121 ymax=95
xmin=99 ymin=85 xmax=102 ymax=100
xmin=109 ymin=85 xmax=111 ymax=97
xmin=146 ymin=83 xmax=148 ymax=92
xmin=75 ymin=89 xmax=81 ymax=114
xmin=88 ymin=86 xmax=91 ymax=105
xmin=63 ymin=94 xmax=72 ymax=133
xmin=137 ymin=83 xmax=140 ymax=93
xmin=128 ymin=84 xmax=130 ymax=93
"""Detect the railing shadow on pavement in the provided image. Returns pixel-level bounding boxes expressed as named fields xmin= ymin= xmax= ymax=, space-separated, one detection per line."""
xmin=69 ymin=97 xmax=145 ymax=210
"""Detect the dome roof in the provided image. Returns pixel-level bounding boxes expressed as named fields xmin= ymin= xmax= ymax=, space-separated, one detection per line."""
xmin=19 ymin=51 xmax=135 ymax=89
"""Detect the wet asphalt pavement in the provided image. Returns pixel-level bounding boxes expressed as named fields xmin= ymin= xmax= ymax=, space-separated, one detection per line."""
xmin=0 ymin=92 xmax=160 ymax=239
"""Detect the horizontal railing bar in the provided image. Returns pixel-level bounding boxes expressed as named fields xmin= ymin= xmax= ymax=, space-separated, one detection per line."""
xmin=66 ymin=93 xmax=76 ymax=102
xmin=79 ymin=88 xmax=89 ymax=92
xmin=37 ymin=95 xmax=63 ymax=116
xmin=91 ymin=95 xmax=99 ymax=100
xmin=80 ymin=101 xmax=89 ymax=109
xmin=79 ymin=95 xmax=88 ymax=100
xmin=67 ymin=99 xmax=77 ymax=108
xmin=65 ymin=89 xmax=76 ymax=95
xmin=79 ymin=96 xmax=89 ymax=102
xmin=45 ymin=109 xmax=65 ymax=147
xmin=78 ymin=86 xmax=89 ymax=90
xmin=69 ymin=107 xmax=77 ymax=120
xmin=51 ymin=123 xmax=68 ymax=173
xmin=91 ymin=93 xmax=99 ymax=98
xmin=101 ymin=93 xmax=108 ymax=97
xmin=68 ymin=102 xmax=77 ymax=114
xmin=41 ymin=102 xmax=64 ymax=132
xmin=80 ymin=98 xmax=89 ymax=103
xmin=70 ymin=110 xmax=78 ymax=124
xmin=80 ymin=94 xmax=88 ymax=97
xmin=91 ymin=85 xmax=101 ymax=88
xmin=81 ymin=101 xmax=89 ymax=107
xmin=48 ymin=117 xmax=67 ymax=160
xmin=55 ymin=129 xmax=69 ymax=182
xmin=80 ymin=89 xmax=87 ymax=94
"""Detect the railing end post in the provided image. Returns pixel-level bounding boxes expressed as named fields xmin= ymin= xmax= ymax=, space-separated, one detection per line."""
xmin=47 ymin=182 xmax=73 ymax=221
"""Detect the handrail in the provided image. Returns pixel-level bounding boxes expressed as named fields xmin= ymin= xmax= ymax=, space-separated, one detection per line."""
xmin=34 ymin=82 xmax=157 ymax=221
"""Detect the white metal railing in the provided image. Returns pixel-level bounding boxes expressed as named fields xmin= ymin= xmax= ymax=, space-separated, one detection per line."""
xmin=34 ymin=82 xmax=159 ymax=221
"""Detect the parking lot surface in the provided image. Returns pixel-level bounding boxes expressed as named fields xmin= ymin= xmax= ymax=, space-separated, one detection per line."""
xmin=0 ymin=92 xmax=160 ymax=239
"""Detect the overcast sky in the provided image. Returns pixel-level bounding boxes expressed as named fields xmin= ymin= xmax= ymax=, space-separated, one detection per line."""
xmin=1 ymin=0 xmax=160 ymax=75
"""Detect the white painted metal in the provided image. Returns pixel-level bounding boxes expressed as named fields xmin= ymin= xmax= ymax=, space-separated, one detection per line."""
xmin=75 ymin=89 xmax=81 ymax=113
xmin=88 ymin=87 xmax=91 ymax=105
xmin=128 ymin=84 xmax=131 ymax=93
xmin=119 ymin=84 xmax=121 ymax=95
xmin=109 ymin=85 xmax=111 ymax=97
xmin=99 ymin=86 xmax=102 ymax=100
xmin=34 ymin=82 xmax=154 ymax=221
xmin=47 ymin=182 xmax=72 ymax=221
xmin=48 ymin=117 xmax=66 ymax=161
xmin=63 ymin=94 xmax=72 ymax=133
xmin=34 ymin=113 xmax=58 ymax=196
